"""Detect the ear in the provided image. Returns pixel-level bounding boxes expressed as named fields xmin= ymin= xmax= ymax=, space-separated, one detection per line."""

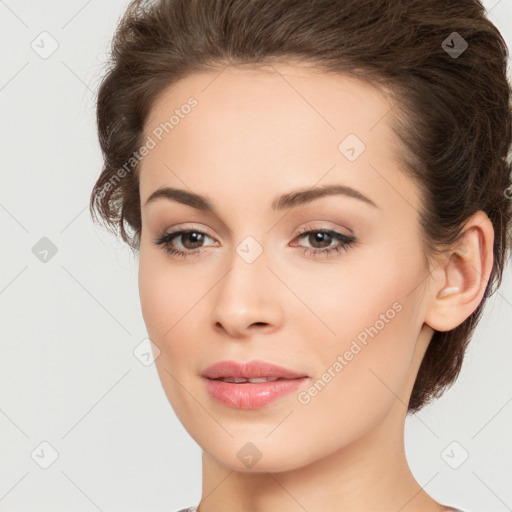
xmin=424 ymin=211 xmax=495 ymax=332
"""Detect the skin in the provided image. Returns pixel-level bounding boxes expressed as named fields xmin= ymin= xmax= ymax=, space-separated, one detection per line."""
xmin=136 ymin=62 xmax=494 ymax=512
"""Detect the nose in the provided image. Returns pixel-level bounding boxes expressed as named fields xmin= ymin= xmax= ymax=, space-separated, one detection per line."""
xmin=210 ymin=248 xmax=284 ymax=338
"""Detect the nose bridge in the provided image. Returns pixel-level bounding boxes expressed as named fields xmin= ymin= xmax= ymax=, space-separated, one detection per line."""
xmin=210 ymin=235 xmax=283 ymax=335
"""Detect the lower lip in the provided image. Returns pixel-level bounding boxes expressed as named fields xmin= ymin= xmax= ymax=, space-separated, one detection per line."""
xmin=203 ymin=377 xmax=309 ymax=409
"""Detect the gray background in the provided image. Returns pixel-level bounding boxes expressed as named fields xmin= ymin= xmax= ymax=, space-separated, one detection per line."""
xmin=1 ymin=1 xmax=511 ymax=511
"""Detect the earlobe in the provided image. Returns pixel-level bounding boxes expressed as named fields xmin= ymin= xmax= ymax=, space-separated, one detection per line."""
xmin=425 ymin=211 xmax=494 ymax=332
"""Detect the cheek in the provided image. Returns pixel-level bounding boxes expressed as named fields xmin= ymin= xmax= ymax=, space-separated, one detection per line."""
xmin=138 ymin=249 xmax=213 ymax=371
xmin=138 ymin=253 xmax=200 ymax=410
xmin=292 ymin=285 xmax=419 ymax=447
xmin=138 ymin=249 xmax=186 ymax=342
xmin=289 ymin=249 xmax=423 ymax=396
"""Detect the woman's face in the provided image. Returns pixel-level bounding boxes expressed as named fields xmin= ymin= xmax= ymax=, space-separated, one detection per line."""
xmin=138 ymin=63 xmax=435 ymax=472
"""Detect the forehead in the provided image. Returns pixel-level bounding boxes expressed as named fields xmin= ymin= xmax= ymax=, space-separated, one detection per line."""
xmin=144 ymin=62 xmax=395 ymax=139
xmin=139 ymin=62 xmax=419 ymax=216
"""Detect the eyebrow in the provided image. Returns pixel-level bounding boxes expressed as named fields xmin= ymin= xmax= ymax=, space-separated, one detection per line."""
xmin=143 ymin=184 xmax=378 ymax=212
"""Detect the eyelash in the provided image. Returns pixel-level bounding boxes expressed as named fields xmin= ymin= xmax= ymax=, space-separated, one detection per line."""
xmin=152 ymin=226 xmax=357 ymax=259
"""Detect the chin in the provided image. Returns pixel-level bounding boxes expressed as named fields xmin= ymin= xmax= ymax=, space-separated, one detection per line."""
xmin=198 ymin=435 xmax=321 ymax=474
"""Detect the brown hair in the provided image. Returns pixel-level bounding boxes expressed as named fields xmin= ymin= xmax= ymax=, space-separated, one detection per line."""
xmin=89 ymin=0 xmax=512 ymax=413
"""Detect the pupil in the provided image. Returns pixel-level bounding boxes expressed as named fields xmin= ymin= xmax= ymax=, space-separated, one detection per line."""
xmin=183 ymin=232 xmax=203 ymax=249
xmin=310 ymin=232 xmax=331 ymax=248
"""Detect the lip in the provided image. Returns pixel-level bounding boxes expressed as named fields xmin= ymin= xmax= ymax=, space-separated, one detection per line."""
xmin=201 ymin=360 xmax=309 ymax=410
xmin=201 ymin=360 xmax=308 ymax=380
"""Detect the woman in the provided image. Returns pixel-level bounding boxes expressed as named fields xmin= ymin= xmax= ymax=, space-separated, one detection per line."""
xmin=89 ymin=0 xmax=512 ymax=510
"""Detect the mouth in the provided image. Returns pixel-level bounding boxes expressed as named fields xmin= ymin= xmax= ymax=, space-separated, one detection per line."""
xmin=201 ymin=360 xmax=309 ymax=409
xmin=211 ymin=376 xmax=286 ymax=383
xmin=201 ymin=359 xmax=308 ymax=381
xmin=203 ymin=375 xmax=309 ymax=409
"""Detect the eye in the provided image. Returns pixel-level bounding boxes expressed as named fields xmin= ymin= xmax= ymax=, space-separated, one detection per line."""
xmin=291 ymin=226 xmax=357 ymax=257
xmin=153 ymin=229 xmax=217 ymax=258
xmin=153 ymin=226 xmax=357 ymax=259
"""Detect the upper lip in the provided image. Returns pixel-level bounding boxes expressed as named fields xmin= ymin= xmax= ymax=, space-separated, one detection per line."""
xmin=201 ymin=360 xmax=308 ymax=380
